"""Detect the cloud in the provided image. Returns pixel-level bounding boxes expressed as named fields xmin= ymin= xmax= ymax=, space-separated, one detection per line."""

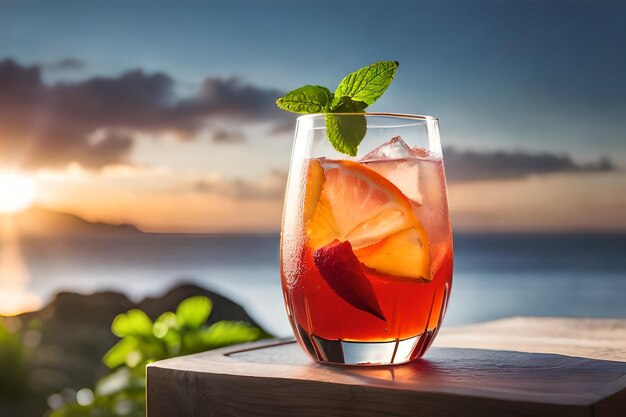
xmin=41 ymin=58 xmax=86 ymax=72
xmin=193 ymin=170 xmax=287 ymax=200
xmin=268 ymin=120 xmax=295 ymax=136
xmin=85 ymin=130 xmax=135 ymax=165
xmin=183 ymin=152 xmax=615 ymax=203
xmin=2 ymin=58 xmax=617 ymax=183
xmin=36 ymin=165 xmax=288 ymax=232
xmin=212 ymin=129 xmax=245 ymax=144
xmin=0 ymin=59 xmax=286 ymax=169
xmin=184 ymin=77 xmax=283 ymax=117
xmin=443 ymin=148 xmax=615 ymax=183
xmin=448 ymin=171 xmax=626 ymax=232
xmin=38 ymin=162 xmax=287 ymax=201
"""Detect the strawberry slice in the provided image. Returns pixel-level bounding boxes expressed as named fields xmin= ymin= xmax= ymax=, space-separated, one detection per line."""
xmin=312 ymin=240 xmax=386 ymax=321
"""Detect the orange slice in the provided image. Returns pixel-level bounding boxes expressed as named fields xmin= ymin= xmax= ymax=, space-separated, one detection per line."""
xmin=303 ymin=159 xmax=325 ymax=224
xmin=304 ymin=158 xmax=430 ymax=280
xmin=354 ymin=227 xmax=430 ymax=280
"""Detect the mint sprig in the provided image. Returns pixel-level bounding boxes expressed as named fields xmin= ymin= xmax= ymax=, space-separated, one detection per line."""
xmin=275 ymin=85 xmax=332 ymax=114
xmin=276 ymin=61 xmax=399 ymax=156
xmin=326 ymin=113 xmax=367 ymax=156
xmin=332 ymin=60 xmax=399 ymax=107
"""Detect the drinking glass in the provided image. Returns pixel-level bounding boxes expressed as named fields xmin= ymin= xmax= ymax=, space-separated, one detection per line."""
xmin=280 ymin=113 xmax=453 ymax=365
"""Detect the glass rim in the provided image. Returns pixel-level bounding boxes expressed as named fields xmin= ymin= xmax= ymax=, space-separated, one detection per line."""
xmin=296 ymin=112 xmax=438 ymax=122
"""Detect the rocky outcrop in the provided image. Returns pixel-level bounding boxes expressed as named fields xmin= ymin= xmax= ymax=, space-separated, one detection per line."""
xmin=2 ymin=284 xmax=267 ymax=417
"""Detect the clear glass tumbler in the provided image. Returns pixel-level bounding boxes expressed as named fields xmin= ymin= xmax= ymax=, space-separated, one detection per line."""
xmin=281 ymin=113 xmax=453 ymax=365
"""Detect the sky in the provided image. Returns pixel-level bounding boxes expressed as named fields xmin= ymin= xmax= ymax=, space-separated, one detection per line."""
xmin=0 ymin=0 xmax=625 ymax=232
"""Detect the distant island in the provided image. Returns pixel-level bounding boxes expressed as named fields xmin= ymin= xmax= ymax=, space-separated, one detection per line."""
xmin=3 ymin=206 xmax=143 ymax=237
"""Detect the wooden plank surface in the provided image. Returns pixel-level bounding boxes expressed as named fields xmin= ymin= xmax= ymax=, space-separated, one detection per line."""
xmin=147 ymin=317 xmax=626 ymax=417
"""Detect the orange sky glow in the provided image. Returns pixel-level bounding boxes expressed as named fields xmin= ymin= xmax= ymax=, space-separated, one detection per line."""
xmin=23 ymin=164 xmax=626 ymax=233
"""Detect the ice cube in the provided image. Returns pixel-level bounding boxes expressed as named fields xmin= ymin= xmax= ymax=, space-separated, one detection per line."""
xmin=362 ymin=159 xmax=423 ymax=205
xmin=359 ymin=137 xmax=431 ymax=204
xmin=360 ymin=136 xmax=433 ymax=162
xmin=360 ymin=136 xmax=414 ymax=161
xmin=409 ymin=147 xmax=432 ymax=159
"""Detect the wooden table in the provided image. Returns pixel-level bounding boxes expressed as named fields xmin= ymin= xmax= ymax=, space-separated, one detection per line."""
xmin=147 ymin=317 xmax=626 ymax=417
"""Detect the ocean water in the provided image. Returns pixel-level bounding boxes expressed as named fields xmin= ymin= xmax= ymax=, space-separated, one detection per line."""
xmin=14 ymin=233 xmax=626 ymax=337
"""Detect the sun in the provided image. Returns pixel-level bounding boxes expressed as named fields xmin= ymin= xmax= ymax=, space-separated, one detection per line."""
xmin=0 ymin=171 xmax=38 ymax=214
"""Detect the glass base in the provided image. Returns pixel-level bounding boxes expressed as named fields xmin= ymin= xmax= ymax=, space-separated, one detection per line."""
xmin=297 ymin=326 xmax=440 ymax=366
xmin=292 ymin=283 xmax=449 ymax=366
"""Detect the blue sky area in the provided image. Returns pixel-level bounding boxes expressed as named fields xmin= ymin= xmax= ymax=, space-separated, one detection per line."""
xmin=0 ymin=0 xmax=624 ymax=232
xmin=2 ymin=1 xmax=625 ymax=159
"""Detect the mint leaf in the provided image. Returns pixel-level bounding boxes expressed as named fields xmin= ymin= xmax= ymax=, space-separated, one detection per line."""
xmin=326 ymin=97 xmax=367 ymax=156
xmin=330 ymin=96 xmax=368 ymax=113
xmin=276 ymin=85 xmax=332 ymax=114
xmin=274 ymin=60 xmax=399 ymax=156
xmin=326 ymin=114 xmax=366 ymax=156
xmin=332 ymin=61 xmax=399 ymax=106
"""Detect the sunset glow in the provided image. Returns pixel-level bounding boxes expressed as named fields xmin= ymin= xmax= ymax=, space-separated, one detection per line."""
xmin=0 ymin=171 xmax=37 ymax=214
xmin=0 ymin=217 xmax=41 ymax=315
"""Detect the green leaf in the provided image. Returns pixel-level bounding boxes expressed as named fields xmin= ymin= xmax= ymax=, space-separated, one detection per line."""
xmin=276 ymin=85 xmax=332 ymax=114
xmin=176 ymin=296 xmax=213 ymax=329
xmin=329 ymin=96 xmax=368 ymax=113
xmin=103 ymin=337 xmax=138 ymax=369
xmin=333 ymin=60 xmax=399 ymax=106
xmin=0 ymin=320 xmax=28 ymax=398
xmin=111 ymin=310 xmax=153 ymax=338
xmin=155 ymin=311 xmax=177 ymax=328
xmin=200 ymin=321 xmax=262 ymax=349
xmin=326 ymin=113 xmax=367 ymax=156
xmin=153 ymin=311 xmax=177 ymax=338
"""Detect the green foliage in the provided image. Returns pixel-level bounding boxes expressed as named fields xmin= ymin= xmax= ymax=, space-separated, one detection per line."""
xmin=329 ymin=96 xmax=368 ymax=113
xmin=111 ymin=309 xmax=153 ymax=338
xmin=176 ymin=295 xmax=212 ymax=329
xmin=276 ymin=85 xmax=332 ymax=114
xmin=0 ymin=318 xmax=29 ymax=399
xmin=332 ymin=61 xmax=399 ymax=107
xmin=326 ymin=113 xmax=367 ymax=157
xmin=275 ymin=60 xmax=399 ymax=156
xmin=50 ymin=296 xmax=267 ymax=417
